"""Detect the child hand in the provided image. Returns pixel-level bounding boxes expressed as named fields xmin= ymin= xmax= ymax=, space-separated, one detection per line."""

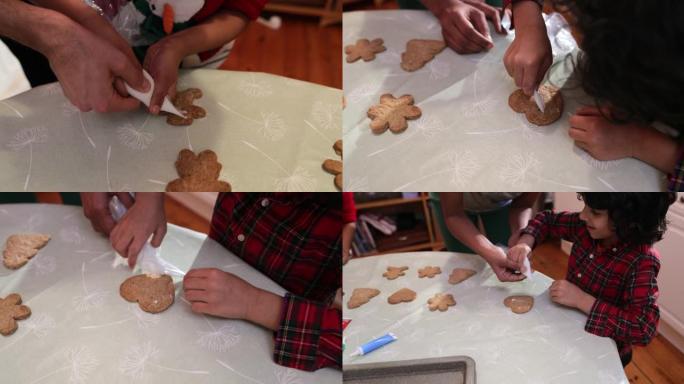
xmin=503 ymin=1 xmax=552 ymax=95
xmin=183 ymin=268 xmax=258 ymax=320
xmin=506 ymin=243 xmax=531 ymax=273
xmin=426 ymin=0 xmax=506 ymax=54
xmin=568 ymin=106 xmax=647 ymax=161
xmin=550 ymin=279 xmax=590 ymax=310
xmin=488 ymin=247 xmax=525 ymax=282
xmin=143 ymin=37 xmax=183 ymax=114
xmin=109 ymin=193 xmax=166 ymax=266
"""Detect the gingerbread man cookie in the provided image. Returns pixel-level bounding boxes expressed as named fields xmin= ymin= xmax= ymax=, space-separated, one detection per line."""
xmin=347 ymin=288 xmax=381 ymax=309
xmin=367 ymin=94 xmax=422 ymax=134
xmin=120 ymin=274 xmax=175 ymax=314
xmin=0 ymin=293 xmax=31 ymax=336
xmin=345 ymin=38 xmax=387 ymax=63
xmin=383 ymin=266 xmax=409 ymax=280
xmin=508 ymin=85 xmax=564 ymax=126
xmin=3 ymin=233 xmax=51 ymax=270
xmin=166 ymin=149 xmax=232 ymax=192
xmin=503 ymin=295 xmax=534 ymax=314
xmin=166 ymin=88 xmax=206 ymax=126
xmin=322 ymin=139 xmax=343 ymax=190
xmin=388 ymin=288 xmax=417 ymax=304
xmin=448 ymin=268 xmax=476 ymax=284
xmin=401 ymin=39 xmax=446 ymax=72
xmin=427 ymin=293 xmax=456 ymax=312
xmin=418 ymin=266 xmax=442 ymax=278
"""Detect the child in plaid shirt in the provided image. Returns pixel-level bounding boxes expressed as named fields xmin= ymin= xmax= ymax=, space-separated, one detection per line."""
xmin=507 ymin=193 xmax=675 ymax=366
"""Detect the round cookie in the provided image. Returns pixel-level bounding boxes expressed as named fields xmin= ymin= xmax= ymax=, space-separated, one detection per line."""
xmin=507 ymin=89 xmax=530 ymax=113
xmin=525 ymin=85 xmax=564 ymax=126
xmin=120 ymin=274 xmax=175 ymax=314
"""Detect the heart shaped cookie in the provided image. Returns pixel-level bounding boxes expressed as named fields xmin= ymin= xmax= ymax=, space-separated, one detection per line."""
xmin=388 ymin=288 xmax=416 ymax=304
xmin=120 ymin=274 xmax=175 ymax=314
xmin=448 ymin=268 xmax=476 ymax=284
xmin=508 ymin=85 xmax=564 ymax=126
xmin=503 ymin=295 xmax=534 ymax=314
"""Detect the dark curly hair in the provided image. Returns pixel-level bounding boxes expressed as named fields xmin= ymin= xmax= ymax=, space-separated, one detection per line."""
xmin=551 ymin=0 xmax=684 ymax=132
xmin=578 ymin=193 xmax=676 ymax=245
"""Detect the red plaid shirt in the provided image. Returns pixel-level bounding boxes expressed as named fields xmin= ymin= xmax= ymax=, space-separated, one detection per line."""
xmin=209 ymin=193 xmax=342 ymax=371
xmin=522 ymin=211 xmax=660 ymax=361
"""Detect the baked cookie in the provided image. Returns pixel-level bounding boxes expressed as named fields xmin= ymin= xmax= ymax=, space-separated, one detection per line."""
xmin=322 ymin=140 xmax=343 ymax=190
xmin=120 ymin=274 xmax=175 ymax=314
xmin=3 ymin=233 xmax=51 ymax=270
xmin=508 ymin=85 xmax=564 ymax=126
xmin=427 ymin=293 xmax=456 ymax=312
xmin=448 ymin=268 xmax=476 ymax=284
xmin=345 ymin=38 xmax=386 ymax=63
xmin=401 ymin=39 xmax=446 ymax=72
xmin=347 ymin=288 xmax=381 ymax=309
xmin=383 ymin=266 xmax=409 ymax=280
xmin=0 ymin=293 xmax=31 ymax=336
xmin=166 ymin=88 xmax=206 ymax=126
xmin=503 ymin=295 xmax=534 ymax=314
xmin=388 ymin=288 xmax=417 ymax=304
xmin=367 ymin=94 xmax=422 ymax=134
xmin=418 ymin=266 xmax=441 ymax=278
xmin=166 ymin=149 xmax=232 ymax=192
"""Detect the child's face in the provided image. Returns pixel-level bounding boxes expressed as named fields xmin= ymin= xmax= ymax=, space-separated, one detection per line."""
xmin=578 ymin=204 xmax=616 ymax=241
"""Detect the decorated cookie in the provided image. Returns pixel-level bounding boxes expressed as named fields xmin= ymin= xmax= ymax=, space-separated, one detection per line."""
xmin=347 ymin=288 xmax=381 ymax=309
xmin=503 ymin=295 xmax=534 ymax=314
xmin=427 ymin=293 xmax=456 ymax=312
xmin=120 ymin=274 xmax=175 ymax=314
xmin=508 ymin=85 xmax=564 ymax=126
xmin=382 ymin=266 xmax=409 ymax=280
xmin=166 ymin=149 xmax=232 ymax=192
xmin=345 ymin=38 xmax=387 ymax=63
xmin=388 ymin=288 xmax=417 ymax=304
xmin=367 ymin=94 xmax=422 ymax=134
xmin=0 ymin=293 xmax=31 ymax=336
xmin=448 ymin=268 xmax=476 ymax=284
xmin=2 ymin=233 xmax=51 ymax=270
xmin=418 ymin=266 xmax=442 ymax=278
xmin=401 ymin=39 xmax=446 ymax=72
xmin=322 ymin=140 xmax=343 ymax=190
xmin=166 ymin=88 xmax=206 ymax=126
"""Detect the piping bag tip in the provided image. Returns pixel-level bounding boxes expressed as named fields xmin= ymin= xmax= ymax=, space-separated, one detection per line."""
xmin=124 ymin=69 xmax=185 ymax=118
xmin=533 ymin=89 xmax=545 ymax=114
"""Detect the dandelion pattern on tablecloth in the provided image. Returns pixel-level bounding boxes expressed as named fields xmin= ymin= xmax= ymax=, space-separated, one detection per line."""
xmin=59 ymin=226 xmax=84 ymax=244
xmin=31 ymin=254 xmax=57 ymax=276
xmin=116 ymin=123 xmax=154 ymax=150
xmin=498 ymin=153 xmax=541 ymax=186
xmin=274 ymin=166 xmax=316 ymax=192
xmin=346 ymin=80 xmax=382 ymax=104
xmin=29 ymin=345 xmax=99 ymax=384
xmin=196 ymin=324 xmax=240 ymax=352
xmin=275 ymin=368 xmax=303 ymax=384
xmin=310 ymin=101 xmax=339 ymax=131
xmin=6 ymin=126 xmax=48 ymax=191
xmin=72 ymin=262 xmax=110 ymax=313
xmin=238 ymin=75 xmax=274 ymax=98
xmin=119 ymin=341 xmax=209 ymax=380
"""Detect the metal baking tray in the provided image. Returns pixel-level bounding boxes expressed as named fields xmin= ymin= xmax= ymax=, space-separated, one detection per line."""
xmin=344 ymin=356 xmax=476 ymax=384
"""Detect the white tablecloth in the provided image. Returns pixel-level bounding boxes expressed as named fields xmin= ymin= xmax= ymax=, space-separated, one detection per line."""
xmin=343 ymin=251 xmax=628 ymax=384
xmin=0 ymin=69 xmax=341 ymax=191
xmin=0 ymin=204 xmax=340 ymax=383
xmin=342 ymin=10 xmax=663 ymax=191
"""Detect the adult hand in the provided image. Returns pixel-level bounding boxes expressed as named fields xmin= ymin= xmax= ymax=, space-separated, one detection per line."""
xmin=488 ymin=247 xmax=525 ymax=282
xmin=81 ymin=192 xmax=133 ymax=236
xmin=44 ymin=20 xmax=149 ymax=112
xmin=506 ymin=243 xmax=532 ymax=273
xmin=426 ymin=0 xmax=506 ymax=54
xmin=503 ymin=1 xmax=551 ymax=95
xmin=109 ymin=193 xmax=166 ymax=266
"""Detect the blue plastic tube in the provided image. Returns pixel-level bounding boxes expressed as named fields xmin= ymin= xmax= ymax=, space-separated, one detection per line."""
xmin=349 ymin=333 xmax=397 ymax=357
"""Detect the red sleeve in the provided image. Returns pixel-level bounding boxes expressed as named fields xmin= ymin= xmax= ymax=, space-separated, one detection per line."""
xmin=342 ymin=193 xmax=357 ymax=224
xmin=223 ymin=0 xmax=269 ymax=20
xmin=521 ymin=211 xmax=584 ymax=245
xmin=273 ymin=294 xmax=341 ymax=371
xmin=584 ymin=252 xmax=660 ymax=346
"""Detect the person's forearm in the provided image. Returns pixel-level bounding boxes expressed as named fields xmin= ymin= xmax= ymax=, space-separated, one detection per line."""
xmin=0 ymin=0 xmax=79 ymax=56
xmin=31 ymin=0 xmax=98 ymax=25
xmin=516 ymin=233 xmax=536 ymax=249
xmin=509 ymin=206 xmax=533 ymax=235
xmin=512 ymin=0 xmax=544 ymax=33
xmin=632 ymin=126 xmax=680 ymax=174
xmin=164 ymin=10 xmax=248 ymax=58
xmin=342 ymin=223 xmax=355 ymax=264
xmin=576 ymin=291 xmax=596 ymax=315
xmin=444 ymin=213 xmax=501 ymax=262
xmin=246 ymin=288 xmax=283 ymax=331
xmin=421 ymin=0 xmax=454 ymax=18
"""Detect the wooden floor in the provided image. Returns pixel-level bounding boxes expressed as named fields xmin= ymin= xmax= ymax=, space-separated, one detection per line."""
xmin=533 ymin=242 xmax=684 ymax=384
xmin=220 ymin=14 xmax=341 ymax=89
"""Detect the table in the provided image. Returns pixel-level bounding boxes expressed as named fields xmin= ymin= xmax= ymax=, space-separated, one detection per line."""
xmin=343 ymin=251 xmax=628 ymax=383
xmin=0 ymin=69 xmax=341 ymax=191
xmin=0 ymin=203 xmax=340 ymax=384
xmin=342 ymin=10 xmax=664 ymax=191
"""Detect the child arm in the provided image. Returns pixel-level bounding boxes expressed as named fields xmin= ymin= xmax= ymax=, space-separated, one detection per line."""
xmin=584 ymin=254 xmax=660 ymax=346
xmin=520 ymin=210 xmax=584 ymax=246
